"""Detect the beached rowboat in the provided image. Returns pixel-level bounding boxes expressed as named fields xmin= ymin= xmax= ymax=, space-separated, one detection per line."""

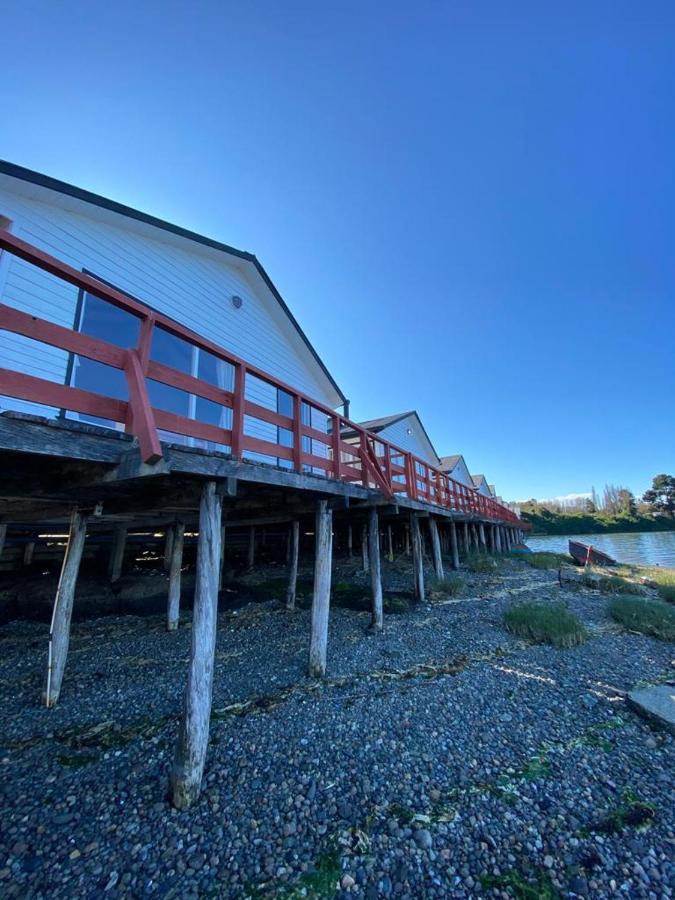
xmin=569 ymin=540 xmax=616 ymax=567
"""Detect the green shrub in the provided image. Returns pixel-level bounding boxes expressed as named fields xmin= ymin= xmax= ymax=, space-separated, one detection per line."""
xmin=431 ymin=574 xmax=465 ymax=596
xmin=516 ymin=552 xmax=569 ymax=569
xmin=608 ymin=595 xmax=675 ymax=641
xmin=464 ymin=552 xmax=498 ymax=573
xmin=504 ymin=602 xmax=588 ymax=648
xmin=656 ymin=583 xmax=675 ymax=604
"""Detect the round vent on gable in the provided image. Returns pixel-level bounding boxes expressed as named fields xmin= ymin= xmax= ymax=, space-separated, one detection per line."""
xmin=231 ymin=295 xmax=243 ymax=309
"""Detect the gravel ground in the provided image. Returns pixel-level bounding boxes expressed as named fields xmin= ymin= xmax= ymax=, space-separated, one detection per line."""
xmin=0 ymin=556 xmax=673 ymax=898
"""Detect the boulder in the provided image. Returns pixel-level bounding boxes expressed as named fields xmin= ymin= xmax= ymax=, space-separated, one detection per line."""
xmin=628 ymin=684 xmax=675 ymax=734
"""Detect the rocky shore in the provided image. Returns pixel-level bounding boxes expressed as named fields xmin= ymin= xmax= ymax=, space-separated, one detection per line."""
xmin=0 ymin=556 xmax=673 ymax=898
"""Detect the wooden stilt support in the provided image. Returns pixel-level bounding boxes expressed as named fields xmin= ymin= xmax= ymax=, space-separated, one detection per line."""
xmin=0 ymin=523 xmax=7 ymax=561
xmin=504 ymin=527 xmax=512 ymax=553
xmin=23 ymin=540 xmax=35 ymax=567
xmin=368 ymin=508 xmax=383 ymax=631
xmin=429 ymin=518 xmax=444 ymax=580
xmin=286 ymin=520 xmax=300 ymax=610
xmin=495 ymin=526 xmax=503 ymax=553
xmin=108 ymin=525 xmax=127 ymax=583
xmin=308 ymin=500 xmax=333 ymax=677
xmin=43 ymin=509 xmax=87 ymax=707
xmin=219 ymin=523 xmax=227 ymax=590
xmin=449 ymin=520 xmax=460 ymax=570
xmin=463 ymin=522 xmax=470 ymax=556
xmin=163 ymin=528 xmax=174 ymax=572
xmin=479 ymin=523 xmax=487 ymax=551
xmin=347 ymin=524 xmax=353 ymax=558
xmin=170 ymin=481 xmax=222 ymax=809
xmin=361 ymin=522 xmax=369 ymax=573
xmin=410 ymin=513 xmax=425 ymax=603
xmin=387 ymin=524 xmax=394 ymax=562
xmin=405 ymin=524 xmax=411 ymax=556
xmin=167 ymin=521 xmax=186 ymax=631
xmin=247 ymin=526 xmax=255 ymax=570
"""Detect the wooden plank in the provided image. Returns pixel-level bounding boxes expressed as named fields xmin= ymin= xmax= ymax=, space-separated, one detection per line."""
xmin=0 ymin=368 xmax=128 ymax=423
xmin=244 ymin=400 xmax=293 ymax=430
xmin=301 ymin=423 xmax=331 ymax=445
xmin=108 ymin=524 xmax=127 ymax=582
xmin=230 ymin=363 xmax=244 ymax=459
xmin=243 ymin=435 xmax=293 ymax=461
xmin=429 ymin=517 xmax=444 ymax=580
xmin=449 ymin=520 xmax=460 ymax=570
xmin=170 ymin=481 xmax=222 ymax=808
xmin=300 ymin=451 xmax=332 ymax=472
xmin=410 ymin=513 xmax=424 ymax=603
xmin=292 ymin=394 xmax=302 ymax=473
xmin=154 ymin=409 xmax=232 ymax=447
xmin=124 ymin=349 xmax=162 ymax=464
xmin=147 ymin=360 xmax=234 ymax=407
xmin=43 ymin=508 xmax=87 ymax=707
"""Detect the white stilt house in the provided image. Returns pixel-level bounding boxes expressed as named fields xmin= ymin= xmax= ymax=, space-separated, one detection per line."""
xmin=471 ymin=474 xmax=493 ymax=498
xmin=438 ymin=454 xmax=473 ymax=489
xmin=0 ymin=162 xmax=347 ymax=460
xmin=342 ymin=410 xmax=440 ymax=465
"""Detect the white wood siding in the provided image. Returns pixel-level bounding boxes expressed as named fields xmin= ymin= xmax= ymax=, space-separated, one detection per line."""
xmin=0 ymin=184 xmax=335 ymax=462
xmin=376 ymin=416 xmax=436 ymax=464
xmin=449 ymin=458 xmax=473 ymax=488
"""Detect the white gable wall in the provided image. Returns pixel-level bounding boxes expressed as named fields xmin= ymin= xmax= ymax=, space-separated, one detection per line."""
xmin=376 ymin=415 xmax=437 ymax=464
xmin=448 ymin=457 xmax=473 ymax=488
xmin=0 ymin=182 xmax=338 ymax=461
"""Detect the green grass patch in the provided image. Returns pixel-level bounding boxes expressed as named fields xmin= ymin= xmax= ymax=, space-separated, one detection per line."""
xmin=430 ymin=574 xmax=465 ymax=596
xmin=656 ymin=583 xmax=675 ymax=603
xmin=608 ymin=595 xmax=675 ymax=641
xmin=588 ymin=789 xmax=655 ymax=835
xmin=504 ymin=602 xmax=588 ymax=648
xmin=515 ymin=551 xmax=569 ymax=569
xmin=464 ymin=552 xmax=499 ymax=573
xmin=287 ymin=851 xmax=341 ymax=898
xmin=481 ymin=869 xmax=561 ymax=899
xmin=583 ymin=573 xmax=644 ymax=595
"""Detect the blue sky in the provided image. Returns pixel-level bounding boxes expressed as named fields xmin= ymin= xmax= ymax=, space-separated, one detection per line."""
xmin=2 ymin=1 xmax=673 ymax=501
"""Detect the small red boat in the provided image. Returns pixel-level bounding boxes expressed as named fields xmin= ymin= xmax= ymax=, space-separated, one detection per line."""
xmin=569 ymin=540 xmax=616 ymax=567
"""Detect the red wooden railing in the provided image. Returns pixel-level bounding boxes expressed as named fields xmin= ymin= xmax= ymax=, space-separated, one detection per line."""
xmin=0 ymin=231 xmax=524 ymax=526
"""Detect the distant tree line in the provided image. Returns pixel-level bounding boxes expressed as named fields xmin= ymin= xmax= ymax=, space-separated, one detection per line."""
xmin=520 ymin=474 xmax=675 ymax=535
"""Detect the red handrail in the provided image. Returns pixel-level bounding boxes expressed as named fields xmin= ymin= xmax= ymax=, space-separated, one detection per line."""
xmin=0 ymin=231 xmax=525 ymax=526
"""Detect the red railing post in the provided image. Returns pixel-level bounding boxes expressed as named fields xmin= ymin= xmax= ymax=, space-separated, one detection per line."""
xmin=231 ymin=363 xmax=245 ymax=460
xmin=124 ymin=348 xmax=162 ymax=464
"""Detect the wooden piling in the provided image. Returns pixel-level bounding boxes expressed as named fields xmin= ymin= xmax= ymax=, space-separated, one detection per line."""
xmin=170 ymin=481 xmax=222 ymax=809
xmin=218 ymin=523 xmax=227 ymax=590
xmin=347 ymin=524 xmax=353 ymax=558
xmin=0 ymin=523 xmax=6 ymax=560
xmin=463 ymin=522 xmax=470 ymax=556
xmin=361 ymin=522 xmax=369 ymax=573
xmin=387 ymin=524 xmax=394 ymax=562
xmin=308 ymin=500 xmax=333 ymax=677
xmin=449 ymin=520 xmax=460 ymax=570
xmin=410 ymin=513 xmax=425 ymax=603
xmin=429 ymin=517 xmax=444 ymax=580
xmin=167 ymin=521 xmax=186 ymax=631
xmin=286 ymin=520 xmax=300 ymax=610
xmin=479 ymin=522 xmax=487 ymax=551
xmin=43 ymin=509 xmax=87 ymax=707
xmin=108 ymin=525 xmax=127 ymax=583
xmin=405 ymin=523 xmax=411 ymax=556
xmin=163 ymin=527 xmax=174 ymax=572
xmin=247 ymin=526 xmax=255 ymax=570
xmin=368 ymin=508 xmax=384 ymax=631
xmin=23 ymin=540 xmax=35 ymax=567
xmin=495 ymin=525 xmax=503 ymax=553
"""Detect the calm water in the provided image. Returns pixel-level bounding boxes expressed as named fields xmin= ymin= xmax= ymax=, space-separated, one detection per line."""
xmin=526 ymin=531 xmax=675 ymax=568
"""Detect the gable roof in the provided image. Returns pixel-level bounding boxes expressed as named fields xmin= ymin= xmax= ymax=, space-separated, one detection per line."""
xmin=471 ymin=474 xmax=485 ymax=487
xmin=342 ymin=410 xmax=440 ymax=463
xmin=0 ymin=160 xmax=346 ymax=406
xmin=439 ymin=453 xmax=469 ymax=472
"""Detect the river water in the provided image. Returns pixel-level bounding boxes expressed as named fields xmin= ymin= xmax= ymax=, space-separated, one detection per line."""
xmin=526 ymin=531 xmax=675 ymax=568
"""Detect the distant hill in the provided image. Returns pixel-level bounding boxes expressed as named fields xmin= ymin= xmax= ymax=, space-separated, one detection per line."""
xmin=521 ymin=508 xmax=675 ymax=536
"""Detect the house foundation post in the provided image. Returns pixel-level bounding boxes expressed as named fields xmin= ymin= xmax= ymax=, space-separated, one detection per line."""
xmin=23 ymin=539 xmax=35 ymax=567
xmin=247 ymin=526 xmax=255 ymax=570
xmin=42 ymin=509 xmax=87 ymax=707
xmin=361 ymin=522 xmax=369 ymax=573
xmin=0 ymin=523 xmax=6 ymax=561
xmin=308 ymin=500 xmax=333 ymax=677
xmin=387 ymin=524 xmax=394 ymax=562
xmin=495 ymin=525 xmax=503 ymax=553
xmin=429 ymin=517 xmax=444 ymax=580
xmin=410 ymin=513 xmax=425 ymax=603
xmin=109 ymin=525 xmax=127 ymax=583
xmin=286 ymin=520 xmax=300 ymax=610
xmin=347 ymin=524 xmax=353 ymax=558
xmin=163 ymin=528 xmax=174 ymax=572
xmin=368 ymin=508 xmax=383 ymax=631
xmin=479 ymin=523 xmax=487 ymax=552
xmin=170 ymin=482 xmax=222 ymax=809
xmin=167 ymin=521 xmax=186 ymax=631
xmin=449 ymin=520 xmax=460 ymax=570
